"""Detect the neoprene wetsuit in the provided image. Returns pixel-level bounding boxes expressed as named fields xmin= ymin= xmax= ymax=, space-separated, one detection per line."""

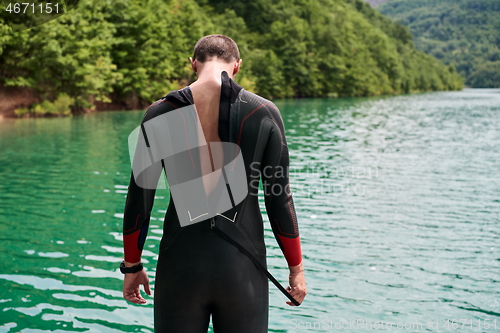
xmin=123 ymin=71 xmax=302 ymax=332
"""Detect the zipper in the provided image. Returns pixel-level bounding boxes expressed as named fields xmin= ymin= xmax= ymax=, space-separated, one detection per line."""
xmin=210 ymin=217 xmax=215 ymax=229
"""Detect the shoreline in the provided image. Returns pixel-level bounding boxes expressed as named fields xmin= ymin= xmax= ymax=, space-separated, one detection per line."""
xmin=0 ymin=87 xmax=473 ymax=119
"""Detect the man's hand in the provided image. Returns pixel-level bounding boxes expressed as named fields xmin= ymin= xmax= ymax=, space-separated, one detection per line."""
xmin=123 ymin=268 xmax=152 ymax=304
xmin=286 ymin=261 xmax=307 ymax=306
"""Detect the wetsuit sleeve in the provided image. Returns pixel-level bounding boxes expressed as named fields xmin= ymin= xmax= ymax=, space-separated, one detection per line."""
xmin=261 ymin=104 xmax=303 ymax=267
xmin=122 ymin=100 xmax=168 ymax=263
xmin=123 ymin=170 xmax=158 ymax=263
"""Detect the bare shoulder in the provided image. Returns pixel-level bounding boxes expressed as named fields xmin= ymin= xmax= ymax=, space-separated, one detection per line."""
xmin=189 ymin=80 xmax=221 ymax=101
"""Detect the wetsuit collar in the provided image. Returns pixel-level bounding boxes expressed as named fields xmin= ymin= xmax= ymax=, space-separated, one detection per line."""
xmin=219 ymin=71 xmax=243 ymax=142
xmin=177 ymin=71 xmax=243 ymax=143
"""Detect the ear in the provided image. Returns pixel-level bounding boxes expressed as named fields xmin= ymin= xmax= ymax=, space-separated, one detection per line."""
xmin=233 ymin=59 xmax=242 ymax=76
xmin=190 ymin=57 xmax=197 ymax=73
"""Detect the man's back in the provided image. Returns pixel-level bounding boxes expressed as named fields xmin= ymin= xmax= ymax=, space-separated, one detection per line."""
xmin=190 ymin=79 xmax=223 ymax=197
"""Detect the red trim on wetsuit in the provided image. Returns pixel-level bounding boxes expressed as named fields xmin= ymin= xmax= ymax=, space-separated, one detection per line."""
xmin=237 ymin=102 xmax=278 ymax=146
xmin=124 ymin=229 xmax=142 ymax=263
xmin=123 ymin=214 xmax=141 ymax=234
xmin=277 ymin=235 xmax=302 ymax=267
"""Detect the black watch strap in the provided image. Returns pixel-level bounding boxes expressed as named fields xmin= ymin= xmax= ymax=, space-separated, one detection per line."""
xmin=120 ymin=261 xmax=143 ymax=274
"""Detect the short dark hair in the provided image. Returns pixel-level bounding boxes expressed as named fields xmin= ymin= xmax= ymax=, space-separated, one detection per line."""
xmin=193 ymin=34 xmax=240 ymax=63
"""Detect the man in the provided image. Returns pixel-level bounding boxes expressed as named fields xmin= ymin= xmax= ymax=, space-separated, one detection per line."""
xmin=121 ymin=34 xmax=306 ymax=332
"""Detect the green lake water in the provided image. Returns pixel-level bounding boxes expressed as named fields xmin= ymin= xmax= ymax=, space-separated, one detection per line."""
xmin=0 ymin=89 xmax=499 ymax=332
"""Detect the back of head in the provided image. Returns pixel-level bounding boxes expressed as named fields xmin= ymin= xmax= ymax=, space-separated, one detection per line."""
xmin=193 ymin=35 xmax=240 ymax=63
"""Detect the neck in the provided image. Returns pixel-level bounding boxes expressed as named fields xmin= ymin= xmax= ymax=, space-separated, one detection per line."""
xmin=194 ymin=63 xmax=234 ymax=85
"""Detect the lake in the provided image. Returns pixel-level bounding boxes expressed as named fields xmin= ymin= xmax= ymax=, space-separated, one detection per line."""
xmin=0 ymin=88 xmax=499 ymax=332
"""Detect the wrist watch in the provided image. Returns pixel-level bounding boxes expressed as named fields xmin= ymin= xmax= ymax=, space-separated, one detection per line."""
xmin=120 ymin=260 xmax=143 ymax=274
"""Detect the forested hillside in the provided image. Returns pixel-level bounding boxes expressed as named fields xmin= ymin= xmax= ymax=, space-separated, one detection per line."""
xmin=362 ymin=0 xmax=390 ymax=7
xmin=377 ymin=0 xmax=500 ymax=88
xmin=0 ymin=0 xmax=463 ymax=116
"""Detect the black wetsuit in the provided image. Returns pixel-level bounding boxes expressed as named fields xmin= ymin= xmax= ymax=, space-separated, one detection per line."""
xmin=123 ymin=71 xmax=302 ymax=332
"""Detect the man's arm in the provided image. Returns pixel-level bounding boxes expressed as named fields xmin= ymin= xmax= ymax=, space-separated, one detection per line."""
xmin=123 ymin=170 xmax=158 ymax=263
xmin=260 ymin=103 xmax=307 ymax=305
xmin=122 ymin=144 xmax=159 ymax=304
xmin=122 ymin=97 xmax=175 ymax=263
xmin=122 ymin=100 xmax=170 ymax=303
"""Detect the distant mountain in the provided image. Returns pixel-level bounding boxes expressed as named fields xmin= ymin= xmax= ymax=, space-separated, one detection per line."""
xmin=377 ymin=0 xmax=500 ymax=88
xmin=362 ymin=0 xmax=390 ymax=7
